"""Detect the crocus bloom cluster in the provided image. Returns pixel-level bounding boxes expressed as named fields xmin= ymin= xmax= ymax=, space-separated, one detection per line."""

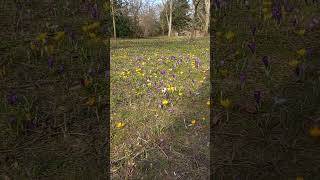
xmin=262 ymin=56 xmax=269 ymax=68
xmin=48 ymin=57 xmax=54 ymax=69
xmin=272 ymin=1 xmax=282 ymax=24
xmin=240 ymin=72 xmax=246 ymax=88
xmin=7 ymin=93 xmax=18 ymax=105
xmin=254 ymin=90 xmax=261 ymax=105
xmin=248 ymin=42 xmax=256 ymax=54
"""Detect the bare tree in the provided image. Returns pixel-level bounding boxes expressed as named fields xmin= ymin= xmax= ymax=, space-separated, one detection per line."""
xmin=140 ymin=1 xmax=159 ymax=37
xmin=204 ymin=0 xmax=210 ymax=34
xmin=157 ymin=4 xmax=166 ymax=36
xmin=127 ymin=0 xmax=143 ymax=23
xmin=162 ymin=0 xmax=173 ymax=37
xmin=190 ymin=0 xmax=201 ymax=40
xmin=111 ymin=0 xmax=117 ymax=39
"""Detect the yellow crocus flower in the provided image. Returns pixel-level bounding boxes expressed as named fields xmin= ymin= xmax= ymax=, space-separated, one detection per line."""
xmin=220 ymin=98 xmax=231 ymax=109
xmin=37 ymin=33 xmax=47 ymax=43
xmin=297 ymin=49 xmax=306 ymax=56
xmin=225 ymin=31 xmax=235 ymax=40
xmin=116 ymin=122 xmax=126 ymax=128
xmin=162 ymin=100 xmax=169 ymax=105
xmin=309 ymin=127 xmax=320 ymax=137
xmin=54 ymin=31 xmax=65 ymax=41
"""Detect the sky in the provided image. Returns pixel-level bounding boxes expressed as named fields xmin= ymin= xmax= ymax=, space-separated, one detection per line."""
xmin=146 ymin=0 xmax=192 ymax=6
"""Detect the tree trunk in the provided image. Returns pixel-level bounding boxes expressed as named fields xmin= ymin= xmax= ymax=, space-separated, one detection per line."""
xmin=168 ymin=0 xmax=173 ymax=37
xmin=111 ymin=0 xmax=117 ymax=40
xmin=204 ymin=0 xmax=210 ymax=35
xmin=191 ymin=0 xmax=200 ymax=40
xmin=162 ymin=0 xmax=173 ymax=37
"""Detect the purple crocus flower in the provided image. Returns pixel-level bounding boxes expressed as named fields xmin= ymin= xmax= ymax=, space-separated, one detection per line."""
xmin=69 ymin=31 xmax=75 ymax=40
xmin=159 ymin=104 xmax=163 ymax=108
xmin=295 ymin=65 xmax=300 ymax=76
xmin=7 ymin=93 xmax=18 ymax=105
xmin=272 ymin=2 xmax=282 ymax=24
xmin=25 ymin=121 xmax=36 ymax=130
xmin=90 ymin=3 xmax=98 ymax=19
xmin=105 ymin=69 xmax=109 ymax=80
xmin=169 ymin=108 xmax=174 ymax=113
xmin=48 ymin=57 xmax=54 ymax=69
xmin=58 ymin=64 xmax=64 ymax=74
xmin=251 ymin=26 xmax=257 ymax=36
xmin=160 ymin=70 xmax=166 ymax=75
xmin=170 ymin=56 xmax=176 ymax=60
xmin=312 ymin=17 xmax=319 ymax=25
xmin=309 ymin=22 xmax=315 ymax=30
xmin=32 ymin=40 xmax=40 ymax=48
xmin=220 ymin=60 xmax=225 ymax=66
xmin=240 ymin=73 xmax=246 ymax=85
xmin=7 ymin=116 xmax=17 ymax=126
xmin=254 ymin=91 xmax=261 ymax=104
xmin=306 ymin=48 xmax=312 ymax=60
xmin=88 ymin=68 xmax=96 ymax=76
xmin=248 ymin=42 xmax=256 ymax=54
xmin=195 ymin=58 xmax=200 ymax=68
xmin=262 ymin=56 xmax=269 ymax=68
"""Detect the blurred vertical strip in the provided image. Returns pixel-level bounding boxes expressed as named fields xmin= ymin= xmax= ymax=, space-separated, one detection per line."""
xmin=209 ymin=0 xmax=216 ymax=179
xmin=101 ymin=0 xmax=111 ymax=178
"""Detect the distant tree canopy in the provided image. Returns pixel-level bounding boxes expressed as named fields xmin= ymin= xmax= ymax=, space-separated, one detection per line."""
xmin=163 ymin=0 xmax=191 ymax=33
xmin=173 ymin=0 xmax=192 ymax=32
xmin=112 ymin=0 xmax=142 ymax=38
xmin=110 ymin=0 xmax=209 ymax=38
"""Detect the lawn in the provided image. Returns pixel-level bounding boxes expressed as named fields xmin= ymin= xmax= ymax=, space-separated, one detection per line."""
xmin=210 ymin=2 xmax=320 ymax=179
xmin=1 ymin=1 xmax=108 ymax=179
xmin=110 ymin=37 xmax=210 ymax=179
xmin=1 ymin=0 xmax=319 ymax=179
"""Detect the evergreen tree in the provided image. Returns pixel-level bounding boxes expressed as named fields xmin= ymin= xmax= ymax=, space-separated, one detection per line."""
xmin=112 ymin=0 xmax=142 ymax=38
xmin=172 ymin=0 xmax=191 ymax=32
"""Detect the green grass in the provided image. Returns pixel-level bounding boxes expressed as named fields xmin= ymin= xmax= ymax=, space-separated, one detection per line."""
xmin=1 ymin=1 xmax=108 ymax=179
xmin=110 ymin=37 xmax=210 ymax=179
xmin=1 ymin=0 xmax=319 ymax=179
xmin=210 ymin=2 xmax=320 ymax=179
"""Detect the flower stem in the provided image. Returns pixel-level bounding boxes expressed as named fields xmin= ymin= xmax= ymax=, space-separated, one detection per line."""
xmin=226 ymin=110 xmax=229 ymax=122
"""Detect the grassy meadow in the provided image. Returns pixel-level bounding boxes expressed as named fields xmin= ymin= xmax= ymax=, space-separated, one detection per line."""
xmin=110 ymin=37 xmax=210 ymax=179
xmin=0 ymin=0 xmax=320 ymax=179
xmin=1 ymin=1 xmax=108 ymax=179
xmin=210 ymin=2 xmax=320 ymax=179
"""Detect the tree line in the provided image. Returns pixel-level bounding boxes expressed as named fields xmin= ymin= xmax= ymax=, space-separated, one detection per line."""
xmin=110 ymin=0 xmax=210 ymax=38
